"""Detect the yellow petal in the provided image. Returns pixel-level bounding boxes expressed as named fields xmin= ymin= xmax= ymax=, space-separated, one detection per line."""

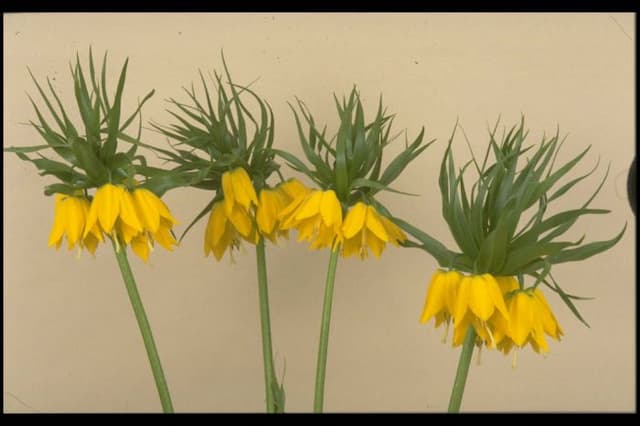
xmin=420 ymin=270 xmax=448 ymax=323
xmin=48 ymin=194 xmax=66 ymax=248
xmin=366 ymin=230 xmax=386 ymax=258
xmin=495 ymin=276 xmax=519 ymax=295
xmin=468 ymin=275 xmax=495 ymax=321
xmin=210 ymin=202 xmax=228 ymax=246
xmin=443 ymin=270 xmax=462 ymax=315
xmin=454 ymin=275 xmax=472 ymax=326
xmin=452 ymin=312 xmax=473 ymax=346
xmin=294 ymin=190 xmax=323 ymax=221
xmin=118 ymin=220 xmax=140 ymax=245
xmin=133 ymin=188 xmax=161 ymax=232
xmin=231 ymin=167 xmax=258 ymax=210
xmin=278 ymin=178 xmax=309 ymax=201
xmin=533 ymin=289 xmax=563 ymax=340
xmin=379 ymin=215 xmax=406 ymax=245
xmin=342 ymin=202 xmax=367 ymax=239
xmin=154 ymin=220 xmax=177 ymax=251
xmin=365 ymin=205 xmax=389 ymax=242
xmin=227 ymin=203 xmax=253 ymax=239
xmin=131 ymin=234 xmax=151 ymax=262
xmin=96 ymin=184 xmax=122 ymax=234
xmin=221 ymin=171 xmax=236 ymax=214
xmin=509 ymin=292 xmax=534 ymax=346
xmin=213 ymin=226 xmax=234 ymax=261
xmin=65 ymin=196 xmax=87 ymax=249
xmin=341 ymin=235 xmax=361 ymax=258
xmin=319 ymin=190 xmax=342 ymax=227
xmin=483 ymin=274 xmax=510 ymax=320
xmin=119 ymin=189 xmax=143 ymax=232
xmin=256 ymin=189 xmax=278 ymax=235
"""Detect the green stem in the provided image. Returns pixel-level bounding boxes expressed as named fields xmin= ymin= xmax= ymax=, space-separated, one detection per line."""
xmin=113 ymin=243 xmax=174 ymax=413
xmin=313 ymin=247 xmax=341 ymax=413
xmin=256 ymin=238 xmax=276 ymax=413
xmin=447 ymin=326 xmax=476 ymax=413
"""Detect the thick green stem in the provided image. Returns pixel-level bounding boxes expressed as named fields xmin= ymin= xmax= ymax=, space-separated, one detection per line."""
xmin=447 ymin=326 xmax=476 ymax=413
xmin=256 ymin=238 xmax=276 ymax=413
xmin=313 ymin=247 xmax=341 ymax=413
xmin=113 ymin=243 xmax=174 ymax=413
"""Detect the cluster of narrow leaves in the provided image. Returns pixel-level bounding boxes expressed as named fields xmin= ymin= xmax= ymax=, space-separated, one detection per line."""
xmin=400 ymin=118 xmax=626 ymax=325
xmin=276 ymin=88 xmax=434 ymax=210
xmin=147 ymin=57 xmax=280 ymax=240
xmin=6 ymin=49 xmax=157 ymax=196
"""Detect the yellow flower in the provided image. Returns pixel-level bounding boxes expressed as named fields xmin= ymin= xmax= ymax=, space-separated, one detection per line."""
xmin=341 ymin=202 xmax=406 ymax=259
xmin=256 ymin=187 xmax=290 ymax=243
xmin=279 ymin=189 xmax=343 ymax=250
xmin=278 ymin=178 xmax=310 ymax=201
xmin=83 ymin=183 xmax=178 ymax=262
xmin=498 ymin=288 xmax=564 ymax=355
xmin=48 ymin=193 xmax=103 ymax=254
xmin=419 ymin=269 xmax=462 ymax=341
xmin=204 ymin=200 xmax=243 ymax=261
xmin=451 ymin=274 xmax=510 ymax=348
xmin=221 ymin=167 xmax=258 ymax=215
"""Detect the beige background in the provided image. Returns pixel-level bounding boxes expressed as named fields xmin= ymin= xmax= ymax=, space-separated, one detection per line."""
xmin=3 ymin=13 xmax=635 ymax=413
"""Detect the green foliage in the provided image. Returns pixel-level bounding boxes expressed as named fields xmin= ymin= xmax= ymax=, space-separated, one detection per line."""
xmin=149 ymin=53 xmax=281 ymax=238
xmin=5 ymin=48 xmax=158 ymax=196
xmin=399 ymin=117 xmax=625 ymax=325
xmin=278 ymin=87 xmax=434 ymax=207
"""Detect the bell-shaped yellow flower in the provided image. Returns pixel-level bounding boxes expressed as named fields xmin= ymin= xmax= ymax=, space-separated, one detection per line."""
xmin=221 ymin=167 xmax=259 ymax=215
xmin=450 ymin=274 xmax=511 ymax=348
xmin=499 ymin=288 xmax=564 ymax=355
xmin=48 ymin=193 xmax=103 ymax=253
xmin=204 ymin=200 xmax=244 ymax=261
xmin=83 ymin=183 xmax=178 ymax=261
xmin=341 ymin=202 xmax=406 ymax=259
xmin=279 ymin=189 xmax=343 ymax=250
xmin=420 ymin=269 xmax=462 ymax=325
xmin=278 ymin=178 xmax=310 ymax=201
xmin=256 ymin=187 xmax=290 ymax=243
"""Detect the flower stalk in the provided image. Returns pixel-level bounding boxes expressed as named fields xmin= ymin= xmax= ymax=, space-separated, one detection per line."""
xmin=256 ymin=238 xmax=277 ymax=413
xmin=447 ymin=327 xmax=476 ymax=413
xmin=313 ymin=246 xmax=341 ymax=413
xmin=113 ymin=242 xmax=174 ymax=413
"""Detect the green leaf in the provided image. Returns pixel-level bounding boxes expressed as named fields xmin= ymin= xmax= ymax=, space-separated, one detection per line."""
xmin=350 ymin=177 xmax=418 ymax=196
xmin=102 ymin=58 xmax=128 ymax=160
xmin=393 ymin=217 xmax=456 ymax=267
xmin=179 ymin=199 xmax=215 ymax=242
xmin=548 ymin=224 xmax=626 ymax=265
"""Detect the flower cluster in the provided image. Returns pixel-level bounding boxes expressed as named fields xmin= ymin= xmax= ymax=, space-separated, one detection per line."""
xmin=6 ymin=50 xmax=179 ymax=263
xmin=203 ymin=167 xmax=309 ymax=260
xmin=401 ymin=119 xmax=625 ymax=362
xmin=49 ymin=183 xmax=178 ymax=261
xmin=275 ymin=87 xmax=426 ymax=259
xmin=420 ymin=269 xmax=563 ymax=357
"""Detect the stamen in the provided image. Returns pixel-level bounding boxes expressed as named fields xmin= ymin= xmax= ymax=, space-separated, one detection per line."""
xmin=441 ymin=320 xmax=450 ymax=344
xmin=483 ymin=320 xmax=496 ymax=348
xmin=476 ymin=344 xmax=483 ymax=366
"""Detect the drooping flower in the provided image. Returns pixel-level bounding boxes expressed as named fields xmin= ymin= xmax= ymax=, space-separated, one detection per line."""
xmin=83 ymin=183 xmax=178 ymax=262
xmin=204 ymin=200 xmax=244 ymax=261
xmin=451 ymin=274 xmax=510 ymax=348
xmin=420 ymin=269 xmax=463 ymax=341
xmin=341 ymin=202 xmax=406 ymax=259
xmin=279 ymin=189 xmax=343 ymax=250
xmin=497 ymin=288 xmax=564 ymax=355
xmin=256 ymin=187 xmax=291 ymax=243
xmin=48 ymin=192 xmax=103 ymax=254
xmin=221 ymin=167 xmax=259 ymax=215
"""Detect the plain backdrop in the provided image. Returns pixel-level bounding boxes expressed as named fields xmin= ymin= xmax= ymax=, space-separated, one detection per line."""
xmin=3 ymin=13 xmax=635 ymax=413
